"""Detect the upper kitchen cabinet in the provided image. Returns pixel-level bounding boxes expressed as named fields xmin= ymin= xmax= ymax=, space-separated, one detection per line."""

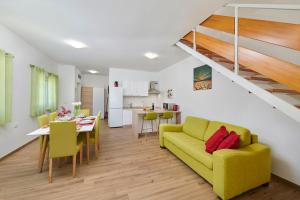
xmin=123 ymin=80 xmax=149 ymax=96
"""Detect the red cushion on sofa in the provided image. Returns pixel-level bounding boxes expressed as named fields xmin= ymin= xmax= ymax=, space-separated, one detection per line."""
xmin=217 ymin=131 xmax=240 ymax=150
xmin=205 ymin=126 xmax=228 ymax=154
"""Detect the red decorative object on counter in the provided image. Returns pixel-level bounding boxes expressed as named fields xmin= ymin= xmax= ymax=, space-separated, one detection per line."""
xmin=114 ymin=81 xmax=119 ymax=87
xmin=172 ymin=104 xmax=178 ymax=111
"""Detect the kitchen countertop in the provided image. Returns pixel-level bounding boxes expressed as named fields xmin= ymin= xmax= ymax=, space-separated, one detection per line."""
xmin=132 ymin=109 xmax=181 ymax=137
xmin=123 ymin=107 xmax=162 ymax=110
xmin=123 ymin=106 xmax=143 ymax=109
xmin=133 ymin=109 xmax=181 ymax=115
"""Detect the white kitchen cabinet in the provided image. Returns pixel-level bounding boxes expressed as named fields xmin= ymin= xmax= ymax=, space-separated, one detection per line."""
xmin=123 ymin=109 xmax=132 ymax=125
xmin=123 ymin=80 xmax=149 ymax=96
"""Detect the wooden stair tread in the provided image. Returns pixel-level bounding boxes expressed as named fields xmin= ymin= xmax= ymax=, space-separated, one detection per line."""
xmin=266 ymin=88 xmax=300 ymax=94
xmin=182 ymin=32 xmax=300 ymax=92
xmin=245 ymin=76 xmax=276 ymax=82
xmin=201 ymin=15 xmax=300 ymax=51
xmin=195 ymin=41 xmax=257 ymax=73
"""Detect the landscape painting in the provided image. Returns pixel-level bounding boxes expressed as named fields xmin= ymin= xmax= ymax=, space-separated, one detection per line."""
xmin=193 ymin=65 xmax=212 ymax=91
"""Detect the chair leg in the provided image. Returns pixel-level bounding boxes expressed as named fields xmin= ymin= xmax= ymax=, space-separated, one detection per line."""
xmin=80 ymin=145 xmax=83 ymax=165
xmin=141 ymin=118 xmax=144 ymax=136
xmin=72 ymin=154 xmax=76 ymax=177
xmin=95 ymin=143 xmax=98 ymax=159
xmin=48 ymin=158 xmax=53 ymax=183
xmin=155 ymin=120 xmax=158 ymax=135
xmin=157 ymin=118 xmax=160 ymax=133
xmin=151 ymin=120 xmax=154 ymax=133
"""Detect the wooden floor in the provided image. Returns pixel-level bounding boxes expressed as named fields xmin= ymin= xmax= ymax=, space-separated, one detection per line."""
xmin=0 ymin=121 xmax=300 ymax=200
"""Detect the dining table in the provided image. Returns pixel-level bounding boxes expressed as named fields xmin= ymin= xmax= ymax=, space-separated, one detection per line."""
xmin=27 ymin=116 xmax=96 ymax=172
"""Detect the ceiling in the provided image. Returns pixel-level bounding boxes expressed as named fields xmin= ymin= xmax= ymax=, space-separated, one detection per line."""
xmin=0 ymin=0 xmax=229 ymax=74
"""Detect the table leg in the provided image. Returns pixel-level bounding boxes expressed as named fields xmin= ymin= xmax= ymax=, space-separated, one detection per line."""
xmin=39 ymin=135 xmax=48 ymax=173
xmin=86 ymin=132 xmax=90 ymax=164
xmin=176 ymin=112 xmax=181 ymax=124
xmin=38 ymin=136 xmax=43 ymax=169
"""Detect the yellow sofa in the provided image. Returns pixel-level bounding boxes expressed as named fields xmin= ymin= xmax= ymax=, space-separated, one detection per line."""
xmin=159 ymin=116 xmax=271 ymax=200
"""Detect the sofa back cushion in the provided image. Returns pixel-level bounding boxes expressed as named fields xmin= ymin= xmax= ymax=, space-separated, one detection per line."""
xmin=204 ymin=121 xmax=251 ymax=147
xmin=182 ymin=116 xmax=209 ymax=140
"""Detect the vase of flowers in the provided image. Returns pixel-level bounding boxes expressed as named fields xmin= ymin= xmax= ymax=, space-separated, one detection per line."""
xmin=72 ymin=102 xmax=81 ymax=117
xmin=58 ymin=106 xmax=71 ymax=117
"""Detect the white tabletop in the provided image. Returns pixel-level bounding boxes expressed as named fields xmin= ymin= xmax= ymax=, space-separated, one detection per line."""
xmin=27 ymin=117 xmax=96 ymax=136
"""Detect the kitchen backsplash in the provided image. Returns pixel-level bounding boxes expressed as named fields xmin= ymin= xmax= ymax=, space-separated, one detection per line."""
xmin=123 ymin=94 xmax=162 ymax=108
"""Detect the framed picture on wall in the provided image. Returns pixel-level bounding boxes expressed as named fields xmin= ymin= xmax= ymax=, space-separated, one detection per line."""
xmin=193 ymin=65 xmax=212 ymax=91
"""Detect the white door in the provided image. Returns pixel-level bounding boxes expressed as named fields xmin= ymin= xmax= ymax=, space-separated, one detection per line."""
xmin=93 ymin=88 xmax=104 ymax=119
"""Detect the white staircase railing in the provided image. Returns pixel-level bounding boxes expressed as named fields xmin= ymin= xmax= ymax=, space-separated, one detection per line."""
xmin=176 ymin=3 xmax=300 ymax=123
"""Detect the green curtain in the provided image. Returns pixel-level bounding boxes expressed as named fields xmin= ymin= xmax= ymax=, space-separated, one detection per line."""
xmin=0 ymin=50 xmax=13 ymax=125
xmin=47 ymin=73 xmax=59 ymax=111
xmin=30 ymin=65 xmax=46 ymax=117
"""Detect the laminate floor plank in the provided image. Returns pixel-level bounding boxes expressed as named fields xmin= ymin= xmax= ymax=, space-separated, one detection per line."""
xmin=0 ymin=121 xmax=299 ymax=200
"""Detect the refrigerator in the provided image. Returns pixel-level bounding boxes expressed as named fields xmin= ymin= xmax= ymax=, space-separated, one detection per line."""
xmin=108 ymin=87 xmax=123 ymax=127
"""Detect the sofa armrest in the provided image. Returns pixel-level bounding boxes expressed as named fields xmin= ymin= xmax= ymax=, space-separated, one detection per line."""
xmin=213 ymin=143 xmax=271 ymax=200
xmin=159 ymin=124 xmax=183 ymax=147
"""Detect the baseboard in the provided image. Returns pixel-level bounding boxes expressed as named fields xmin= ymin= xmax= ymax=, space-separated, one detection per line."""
xmin=272 ymin=174 xmax=300 ymax=188
xmin=0 ymin=137 xmax=38 ymax=161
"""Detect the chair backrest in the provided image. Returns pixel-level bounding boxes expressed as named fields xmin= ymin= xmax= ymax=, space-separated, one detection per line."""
xmin=79 ymin=109 xmax=90 ymax=116
xmin=49 ymin=121 xmax=77 ymax=158
xmin=49 ymin=112 xmax=57 ymax=122
xmin=144 ymin=112 xmax=158 ymax=120
xmin=95 ymin=112 xmax=101 ymax=141
xmin=38 ymin=114 xmax=49 ymax=128
xmin=161 ymin=112 xmax=173 ymax=119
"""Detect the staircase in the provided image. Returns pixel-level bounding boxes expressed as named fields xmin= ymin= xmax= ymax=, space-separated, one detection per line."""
xmin=177 ymin=3 xmax=300 ymax=123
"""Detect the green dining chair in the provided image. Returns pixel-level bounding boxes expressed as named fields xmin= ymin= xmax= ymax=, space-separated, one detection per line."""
xmin=49 ymin=112 xmax=57 ymax=122
xmin=141 ymin=112 xmax=158 ymax=135
xmin=158 ymin=112 xmax=174 ymax=132
xmin=38 ymin=114 xmax=49 ymax=127
xmin=48 ymin=121 xmax=83 ymax=183
xmin=90 ymin=112 xmax=101 ymax=158
xmin=79 ymin=109 xmax=90 ymax=117
xmin=78 ymin=112 xmax=101 ymax=159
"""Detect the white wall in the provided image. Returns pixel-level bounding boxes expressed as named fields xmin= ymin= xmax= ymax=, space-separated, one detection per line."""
xmin=159 ymin=56 xmax=300 ymax=185
xmin=109 ymin=68 xmax=158 ymax=87
xmin=109 ymin=68 xmax=160 ymax=107
xmin=0 ymin=24 xmax=58 ymax=158
xmin=82 ymin=74 xmax=109 ymax=89
xmin=58 ymin=65 xmax=76 ymax=111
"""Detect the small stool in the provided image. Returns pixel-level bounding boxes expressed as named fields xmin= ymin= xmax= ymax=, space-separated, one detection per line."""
xmin=158 ymin=112 xmax=173 ymax=131
xmin=141 ymin=112 xmax=158 ymax=135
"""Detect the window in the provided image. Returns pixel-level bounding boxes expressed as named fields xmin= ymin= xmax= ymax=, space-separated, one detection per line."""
xmin=0 ymin=50 xmax=13 ymax=126
xmin=30 ymin=65 xmax=59 ymax=117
